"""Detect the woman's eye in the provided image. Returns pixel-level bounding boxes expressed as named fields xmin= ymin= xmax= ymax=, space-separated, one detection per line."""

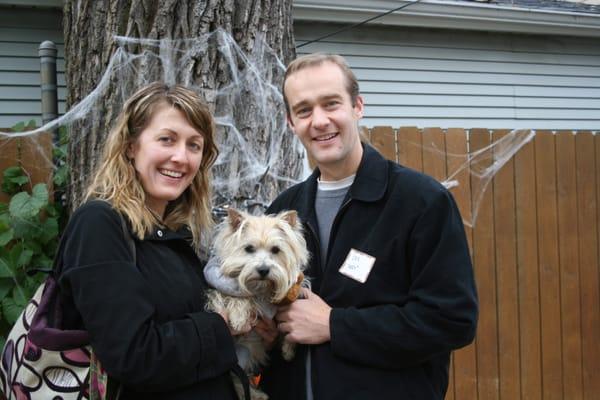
xmin=159 ymin=136 xmax=173 ymax=143
xmin=189 ymin=142 xmax=202 ymax=152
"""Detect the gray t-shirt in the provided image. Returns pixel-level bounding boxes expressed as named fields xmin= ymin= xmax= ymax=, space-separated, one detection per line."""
xmin=315 ymin=187 xmax=348 ymax=268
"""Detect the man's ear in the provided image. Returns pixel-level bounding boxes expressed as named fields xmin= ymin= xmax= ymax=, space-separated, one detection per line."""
xmin=286 ymin=114 xmax=295 ymax=129
xmin=353 ymin=95 xmax=364 ymax=120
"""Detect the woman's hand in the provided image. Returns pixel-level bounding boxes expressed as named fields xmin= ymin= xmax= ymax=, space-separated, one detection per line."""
xmin=254 ymin=316 xmax=278 ymax=350
xmin=217 ymin=311 xmax=253 ymax=336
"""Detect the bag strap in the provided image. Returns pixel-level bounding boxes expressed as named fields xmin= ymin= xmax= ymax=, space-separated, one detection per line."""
xmin=231 ymin=364 xmax=251 ymax=400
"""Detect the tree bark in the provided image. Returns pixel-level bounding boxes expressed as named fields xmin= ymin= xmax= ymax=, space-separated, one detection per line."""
xmin=63 ymin=0 xmax=300 ymax=212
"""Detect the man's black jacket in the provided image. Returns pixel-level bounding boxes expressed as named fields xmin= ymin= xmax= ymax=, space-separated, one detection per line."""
xmin=261 ymin=144 xmax=478 ymax=399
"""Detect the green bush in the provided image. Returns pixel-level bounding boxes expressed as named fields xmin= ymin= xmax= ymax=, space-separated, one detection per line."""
xmin=0 ymin=121 xmax=68 ymax=348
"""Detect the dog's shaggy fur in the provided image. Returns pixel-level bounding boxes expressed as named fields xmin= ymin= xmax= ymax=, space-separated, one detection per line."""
xmin=205 ymin=209 xmax=309 ymax=399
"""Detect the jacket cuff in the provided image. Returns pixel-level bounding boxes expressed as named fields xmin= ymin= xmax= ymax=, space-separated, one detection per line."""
xmin=329 ymin=308 xmax=345 ymax=355
xmin=188 ymin=312 xmax=237 ymax=379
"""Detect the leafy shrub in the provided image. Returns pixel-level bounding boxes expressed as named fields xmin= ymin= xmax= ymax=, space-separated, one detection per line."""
xmin=0 ymin=121 xmax=68 ymax=348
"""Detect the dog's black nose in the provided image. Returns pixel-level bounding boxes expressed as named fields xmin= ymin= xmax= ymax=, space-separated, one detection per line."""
xmin=257 ymin=266 xmax=270 ymax=278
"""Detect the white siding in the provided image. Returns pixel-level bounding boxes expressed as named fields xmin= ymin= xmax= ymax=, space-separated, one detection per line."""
xmin=294 ymin=22 xmax=600 ymax=129
xmin=2 ymin=6 xmax=600 ymax=130
xmin=0 ymin=7 xmax=64 ymax=128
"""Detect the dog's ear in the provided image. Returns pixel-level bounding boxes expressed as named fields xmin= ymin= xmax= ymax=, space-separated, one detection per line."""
xmin=280 ymin=210 xmax=299 ymax=228
xmin=227 ymin=208 xmax=244 ymax=231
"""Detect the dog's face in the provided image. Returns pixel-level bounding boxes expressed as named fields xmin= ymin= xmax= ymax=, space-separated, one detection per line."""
xmin=214 ymin=209 xmax=309 ymax=302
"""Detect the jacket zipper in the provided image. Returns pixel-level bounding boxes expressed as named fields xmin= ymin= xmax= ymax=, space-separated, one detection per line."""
xmin=303 ymin=219 xmax=320 ymax=400
xmin=305 ymin=220 xmax=322 ymax=274
xmin=305 ymin=197 xmax=351 ymax=400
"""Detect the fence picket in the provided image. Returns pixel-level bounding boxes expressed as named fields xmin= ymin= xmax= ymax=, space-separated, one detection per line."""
xmin=515 ymin=137 xmax=543 ymax=400
xmin=421 ymin=127 xmax=446 ymax=182
xmin=445 ymin=128 xmax=478 ymax=400
xmin=397 ymin=126 xmax=423 ymax=172
xmin=555 ymin=131 xmax=584 ymax=400
xmin=370 ymin=126 xmax=396 ymax=162
xmin=576 ymin=132 xmax=600 ymax=400
xmin=535 ymin=131 xmax=563 ymax=400
xmin=492 ymin=129 xmax=521 ymax=400
xmin=470 ymin=129 xmax=500 ymax=400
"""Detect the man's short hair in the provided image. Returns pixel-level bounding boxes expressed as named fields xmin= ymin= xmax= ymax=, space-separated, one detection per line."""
xmin=283 ymin=53 xmax=360 ymax=115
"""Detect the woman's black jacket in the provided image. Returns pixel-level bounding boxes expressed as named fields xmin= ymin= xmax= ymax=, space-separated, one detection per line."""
xmin=56 ymin=200 xmax=239 ymax=399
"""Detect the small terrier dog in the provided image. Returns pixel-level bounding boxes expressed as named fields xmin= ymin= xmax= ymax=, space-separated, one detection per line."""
xmin=205 ymin=208 xmax=309 ymax=399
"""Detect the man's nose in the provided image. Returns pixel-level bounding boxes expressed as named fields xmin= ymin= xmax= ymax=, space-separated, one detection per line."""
xmin=312 ymin=107 xmax=330 ymax=129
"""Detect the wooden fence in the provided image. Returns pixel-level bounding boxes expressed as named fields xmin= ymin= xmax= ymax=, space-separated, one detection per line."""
xmin=1 ymin=127 xmax=599 ymax=399
xmin=365 ymin=127 xmax=600 ymax=400
xmin=0 ymin=131 xmax=53 ymax=204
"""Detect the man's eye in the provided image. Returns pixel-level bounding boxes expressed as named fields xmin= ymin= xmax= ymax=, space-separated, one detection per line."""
xmin=296 ymin=108 xmax=311 ymax=117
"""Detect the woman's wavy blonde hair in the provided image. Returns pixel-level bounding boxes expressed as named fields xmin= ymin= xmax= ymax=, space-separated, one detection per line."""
xmin=85 ymin=82 xmax=219 ymax=249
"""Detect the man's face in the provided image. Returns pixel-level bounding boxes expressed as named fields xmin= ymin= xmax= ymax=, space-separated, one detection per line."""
xmin=284 ymin=62 xmax=364 ymax=181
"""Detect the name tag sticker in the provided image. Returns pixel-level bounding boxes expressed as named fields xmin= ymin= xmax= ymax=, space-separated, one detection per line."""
xmin=339 ymin=249 xmax=376 ymax=283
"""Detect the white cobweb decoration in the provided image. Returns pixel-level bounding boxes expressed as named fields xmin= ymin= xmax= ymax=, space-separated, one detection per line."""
xmin=2 ymin=29 xmax=308 ymax=214
xmin=437 ymin=129 xmax=535 ymax=227
xmin=1 ymin=29 xmax=535 ymax=227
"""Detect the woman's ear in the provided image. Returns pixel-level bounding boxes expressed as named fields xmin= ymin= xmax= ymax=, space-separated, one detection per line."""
xmin=126 ymin=141 xmax=136 ymax=160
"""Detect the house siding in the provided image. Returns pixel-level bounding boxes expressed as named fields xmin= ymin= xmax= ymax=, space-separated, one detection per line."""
xmin=295 ymin=21 xmax=600 ymax=129
xmin=0 ymin=7 xmax=64 ymax=128
xmin=2 ymin=4 xmax=600 ymax=130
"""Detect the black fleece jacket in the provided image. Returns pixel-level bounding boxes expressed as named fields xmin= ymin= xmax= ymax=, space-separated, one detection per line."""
xmin=261 ymin=144 xmax=478 ymax=400
xmin=56 ymin=200 xmax=238 ymax=399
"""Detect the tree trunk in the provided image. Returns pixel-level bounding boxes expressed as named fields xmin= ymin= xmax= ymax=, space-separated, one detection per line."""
xmin=63 ymin=0 xmax=300 ymax=213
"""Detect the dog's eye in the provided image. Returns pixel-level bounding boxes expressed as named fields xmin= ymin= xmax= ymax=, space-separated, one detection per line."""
xmin=244 ymin=245 xmax=256 ymax=253
xmin=271 ymin=246 xmax=280 ymax=254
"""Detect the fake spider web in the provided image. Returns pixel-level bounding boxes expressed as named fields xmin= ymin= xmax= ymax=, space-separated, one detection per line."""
xmin=0 ymin=29 xmax=534 ymax=227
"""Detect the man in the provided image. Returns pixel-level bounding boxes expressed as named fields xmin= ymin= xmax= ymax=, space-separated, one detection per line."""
xmin=258 ymin=53 xmax=478 ymax=399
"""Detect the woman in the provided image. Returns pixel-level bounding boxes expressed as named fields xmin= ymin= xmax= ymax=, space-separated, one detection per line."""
xmin=56 ymin=82 xmax=243 ymax=399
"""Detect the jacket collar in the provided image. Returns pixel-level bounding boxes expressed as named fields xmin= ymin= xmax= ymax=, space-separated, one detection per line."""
xmin=348 ymin=143 xmax=389 ymax=202
xmin=145 ymin=224 xmax=193 ymax=242
xmin=300 ymin=142 xmax=389 ymax=210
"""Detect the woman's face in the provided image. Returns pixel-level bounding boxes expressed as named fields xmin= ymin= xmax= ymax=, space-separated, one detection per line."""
xmin=128 ymin=103 xmax=204 ymax=217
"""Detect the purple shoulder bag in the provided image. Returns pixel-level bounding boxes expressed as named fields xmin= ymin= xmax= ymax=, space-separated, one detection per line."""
xmin=0 ymin=212 xmax=133 ymax=400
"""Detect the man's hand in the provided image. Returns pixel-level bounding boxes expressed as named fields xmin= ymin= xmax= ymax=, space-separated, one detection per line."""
xmin=276 ymin=288 xmax=332 ymax=344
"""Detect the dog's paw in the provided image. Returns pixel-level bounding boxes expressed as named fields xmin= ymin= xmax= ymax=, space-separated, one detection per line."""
xmin=250 ymin=386 xmax=270 ymax=400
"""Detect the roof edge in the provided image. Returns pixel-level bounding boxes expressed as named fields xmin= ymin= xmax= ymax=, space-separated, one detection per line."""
xmin=0 ymin=0 xmax=62 ymax=8
xmin=293 ymin=0 xmax=600 ymax=38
